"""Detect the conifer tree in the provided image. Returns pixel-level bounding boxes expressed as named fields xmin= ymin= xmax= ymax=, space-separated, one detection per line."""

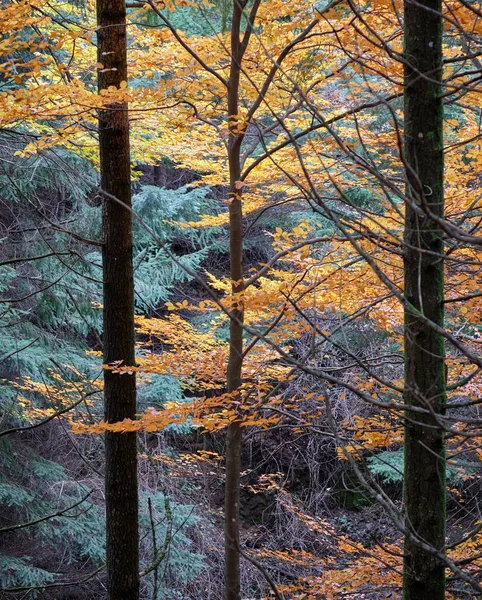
xmin=97 ymin=0 xmax=139 ymax=596
xmin=403 ymin=0 xmax=446 ymax=597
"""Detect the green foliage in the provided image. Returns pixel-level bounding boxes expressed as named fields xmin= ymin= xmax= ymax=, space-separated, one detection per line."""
xmin=138 ymin=374 xmax=195 ymax=433
xmin=0 ymin=481 xmax=35 ymax=506
xmin=0 ymin=150 xmax=103 ymax=388
xmin=156 ymin=2 xmax=226 ymax=36
xmin=138 ymin=374 xmax=185 ymax=408
xmin=0 ymin=153 xmax=222 ymax=594
xmin=140 ymin=492 xmax=207 ymax=599
xmin=342 ymin=187 xmax=383 ymax=213
xmin=367 ymin=450 xmax=404 ymax=484
xmin=368 ymin=449 xmax=462 ymax=485
xmin=0 ymin=556 xmax=55 ymax=592
xmin=169 ymin=6 xmax=222 ymax=35
xmin=0 ymin=443 xmax=106 ymax=565
xmin=133 ymin=184 xmax=221 ymax=245
xmin=0 ymin=141 xmax=95 ymax=205
xmin=132 ymin=184 xmax=223 ymax=310
xmin=1 ymin=320 xmax=97 ymax=383
xmin=337 ymin=514 xmax=355 ymax=535
xmin=37 ymin=496 xmax=106 ymax=564
xmin=32 ymin=249 xmax=103 ymax=337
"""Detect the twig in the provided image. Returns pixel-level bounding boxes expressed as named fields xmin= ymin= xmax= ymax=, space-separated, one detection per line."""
xmin=140 ymin=496 xmax=173 ymax=578
xmin=237 ymin=543 xmax=284 ymax=600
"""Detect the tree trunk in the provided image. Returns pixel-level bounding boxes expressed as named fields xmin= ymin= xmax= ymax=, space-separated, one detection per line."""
xmin=403 ymin=1 xmax=445 ymax=599
xmin=97 ymin=0 xmax=139 ymax=597
xmin=224 ymin=2 xmax=246 ymax=598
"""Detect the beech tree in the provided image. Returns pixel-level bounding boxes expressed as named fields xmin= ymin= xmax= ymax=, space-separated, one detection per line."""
xmin=224 ymin=1 xmax=247 ymax=596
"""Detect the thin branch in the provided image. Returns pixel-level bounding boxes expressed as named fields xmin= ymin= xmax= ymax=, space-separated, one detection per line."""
xmin=0 ymin=491 xmax=92 ymax=534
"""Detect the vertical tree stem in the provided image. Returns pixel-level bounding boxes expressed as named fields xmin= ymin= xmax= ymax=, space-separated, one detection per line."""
xmin=97 ymin=0 xmax=139 ymax=596
xmin=224 ymin=2 xmax=247 ymax=598
xmin=403 ymin=0 xmax=446 ymax=598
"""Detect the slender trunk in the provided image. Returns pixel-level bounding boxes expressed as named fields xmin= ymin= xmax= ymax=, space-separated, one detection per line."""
xmin=403 ymin=1 xmax=445 ymax=599
xmin=224 ymin=2 xmax=246 ymax=598
xmin=97 ymin=0 xmax=139 ymax=597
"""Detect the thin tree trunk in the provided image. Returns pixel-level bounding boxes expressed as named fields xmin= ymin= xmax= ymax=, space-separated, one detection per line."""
xmin=224 ymin=2 xmax=247 ymax=598
xmin=403 ymin=0 xmax=445 ymax=598
xmin=97 ymin=0 xmax=139 ymax=597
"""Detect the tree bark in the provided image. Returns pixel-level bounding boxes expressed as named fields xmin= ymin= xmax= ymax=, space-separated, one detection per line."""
xmin=224 ymin=2 xmax=247 ymax=598
xmin=403 ymin=1 xmax=446 ymax=599
xmin=97 ymin=0 xmax=139 ymax=597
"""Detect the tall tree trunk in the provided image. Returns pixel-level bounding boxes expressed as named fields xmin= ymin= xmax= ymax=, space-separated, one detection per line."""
xmin=97 ymin=0 xmax=139 ymax=597
xmin=403 ymin=1 xmax=445 ymax=598
xmin=224 ymin=2 xmax=246 ymax=598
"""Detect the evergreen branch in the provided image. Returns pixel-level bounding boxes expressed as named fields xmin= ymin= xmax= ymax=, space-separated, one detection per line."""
xmin=0 ymin=337 xmax=40 ymax=365
xmin=0 ymin=252 xmax=72 ymax=267
xmin=0 ymin=491 xmax=92 ymax=534
xmin=0 ymin=391 xmax=97 ymax=439
xmin=0 ymin=565 xmax=105 ymax=593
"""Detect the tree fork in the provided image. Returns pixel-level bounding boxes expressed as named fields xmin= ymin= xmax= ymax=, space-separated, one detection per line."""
xmin=97 ymin=0 xmax=139 ymax=596
xmin=403 ymin=0 xmax=446 ymax=598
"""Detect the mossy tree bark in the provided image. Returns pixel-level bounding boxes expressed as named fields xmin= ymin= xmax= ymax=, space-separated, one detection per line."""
xmin=403 ymin=1 xmax=446 ymax=598
xmin=97 ymin=0 xmax=139 ymax=597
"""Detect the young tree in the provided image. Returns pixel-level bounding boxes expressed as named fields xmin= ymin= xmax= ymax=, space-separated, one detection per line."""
xmin=97 ymin=0 xmax=139 ymax=596
xmin=224 ymin=1 xmax=246 ymax=595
